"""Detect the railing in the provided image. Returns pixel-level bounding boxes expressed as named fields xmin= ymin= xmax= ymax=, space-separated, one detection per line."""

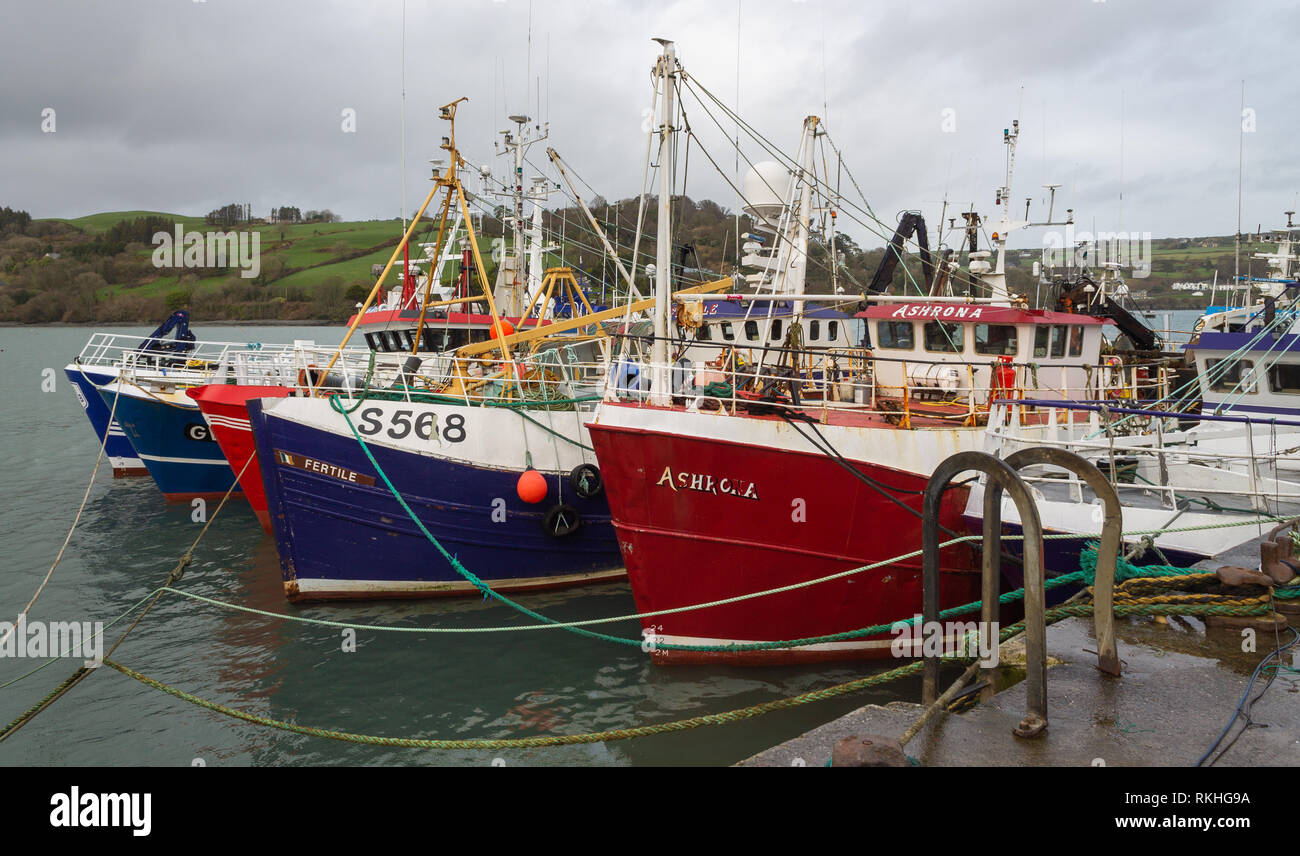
xmin=234 ymin=338 xmax=612 ymax=407
xmin=608 ymin=332 xmax=1178 ymax=426
xmin=604 ymin=352 xmax=1171 ymax=430
xmin=984 ymin=399 xmax=1300 ymax=514
xmin=72 ymin=332 xmax=311 ymax=388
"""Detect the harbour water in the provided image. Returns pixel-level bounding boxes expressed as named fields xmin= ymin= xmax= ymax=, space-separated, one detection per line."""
xmin=1 ymin=324 xmax=915 ymax=766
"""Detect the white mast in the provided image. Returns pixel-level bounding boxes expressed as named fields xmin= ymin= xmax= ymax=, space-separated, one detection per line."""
xmin=790 ymin=116 xmax=818 ymax=319
xmin=974 ymin=118 xmax=1020 ymax=305
xmin=510 ymin=114 xmax=529 ymax=317
xmin=650 ymin=38 xmax=678 ymax=406
xmin=490 ymin=114 xmax=547 ymax=316
xmin=527 ymin=175 xmax=548 ymax=305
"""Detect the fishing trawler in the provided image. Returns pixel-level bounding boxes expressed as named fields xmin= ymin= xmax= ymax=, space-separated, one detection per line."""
xmin=242 ymin=99 xmax=724 ymax=600
xmin=241 ymin=82 xmax=882 ymax=600
xmin=585 ymin=41 xmax=1163 ymax=664
xmin=967 ymin=287 xmax=1300 ymax=576
xmin=959 ymin=214 xmax=1300 ymax=580
xmin=1194 ymin=214 xmax=1300 ymax=336
xmin=64 ymin=311 xmax=198 ymax=477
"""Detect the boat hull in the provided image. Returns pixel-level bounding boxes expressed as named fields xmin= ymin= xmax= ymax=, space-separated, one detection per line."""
xmin=98 ymin=382 xmax=244 ymax=501
xmin=586 ymin=405 xmax=985 ymax=665
xmin=188 ymin=384 xmax=290 ymax=533
xmin=64 ymin=365 xmax=147 ymax=476
xmin=248 ymin=396 xmax=625 ymax=602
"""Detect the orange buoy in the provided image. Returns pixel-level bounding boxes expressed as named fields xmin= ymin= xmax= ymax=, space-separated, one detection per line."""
xmin=490 ymin=319 xmax=516 ymax=339
xmin=516 ymin=468 xmax=548 ymax=504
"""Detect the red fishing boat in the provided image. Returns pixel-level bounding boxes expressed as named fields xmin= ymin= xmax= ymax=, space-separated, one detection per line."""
xmin=586 ymin=43 xmax=1132 ymax=665
xmin=588 ymin=303 xmax=1112 ymax=663
xmin=188 ymin=384 xmax=290 ymax=532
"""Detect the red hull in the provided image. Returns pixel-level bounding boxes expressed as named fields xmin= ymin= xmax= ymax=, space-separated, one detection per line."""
xmin=188 ymin=385 xmax=290 ymax=532
xmin=586 ymin=420 xmax=982 ymax=665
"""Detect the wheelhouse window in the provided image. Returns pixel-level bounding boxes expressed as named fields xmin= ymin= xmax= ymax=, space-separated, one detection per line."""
xmin=696 ymin=324 xmax=712 ymax=341
xmin=1050 ymin=325 xmax=1067 ymax=358
xmin=1068 ymin=326 xmax=1084 ymax=357
xmin=810 ymin=320 xmax=821 ymax=340
xmin=923 ymin=321 xmax=964 ymax=353
xmin=974 ymin=324 xmax=1018 ymax=356
xmin=1269 ymin=363 xmax=1300 ymax=394
xmin=877 ymin=320 xmax=914 ymax=350
xmin=1033 ymin=326 xmax=1050 ymax=358
xmin=721 ymin=322 xmax=735 ymax=342
xmin=744 ymin=320 xmax=759 ymax=341
xmin=828 ymin=320 xmax=839 ymax=342
xmin=770 ymin=319 xmax=783 ymax=341
xmin=1207 ymin=358 xmax=1256 ymax=394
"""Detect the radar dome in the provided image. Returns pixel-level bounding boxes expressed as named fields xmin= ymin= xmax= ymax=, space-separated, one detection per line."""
xmin=742 ymin=161 xmax=791 ymax=223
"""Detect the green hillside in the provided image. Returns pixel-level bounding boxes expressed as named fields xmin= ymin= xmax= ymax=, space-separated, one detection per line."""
xmin=0 ymin=200 xmax=1288 ymax=324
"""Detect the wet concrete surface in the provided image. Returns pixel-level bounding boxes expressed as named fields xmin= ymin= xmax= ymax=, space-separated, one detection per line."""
xmin=739 ymin=613 xmax=1300 ymax=767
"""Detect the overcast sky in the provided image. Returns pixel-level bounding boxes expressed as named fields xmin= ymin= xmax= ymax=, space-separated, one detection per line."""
xmin=3 ymin=0 xmax=1297 ymax=249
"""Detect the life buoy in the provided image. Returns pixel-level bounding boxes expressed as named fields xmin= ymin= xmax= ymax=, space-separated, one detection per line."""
xmin=297 ymin=363 xmax=320 ymax=390
xmin=543 ymin=503 xmax=580 ymax=537
xmin=569 ymin=464 xmax=602 ymax=498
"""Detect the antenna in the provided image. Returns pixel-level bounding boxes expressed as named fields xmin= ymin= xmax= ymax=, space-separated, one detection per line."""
xmin=400 ymin=0 xmax=407 ymax=231
xmin=1119 ymin=89 xmax=1124 ymax=233
xmin=525 ymin=0 xmax=533 ymax=117
xmin=735 ymin=0 xmax=741 ymax=269
xmin=1235 ymin=80 xmax=1245 ymax=288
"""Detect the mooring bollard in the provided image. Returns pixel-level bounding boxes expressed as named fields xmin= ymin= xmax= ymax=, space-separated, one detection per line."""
xmin=1260 ymin=517 xmax=1300 ymax=585
xmin=922 ymin=450 xmax=1049 ymax=738
xmin=1003 ymin=447 xmax=1122 ymax=677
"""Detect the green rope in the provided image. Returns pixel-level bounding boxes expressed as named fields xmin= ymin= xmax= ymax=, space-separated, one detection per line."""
xmin=0 ymin=588 xmax=161 ymax=690
xmin=1079 ymin=545 xmax=1300 ymax=599
xmin=508 ymin=405 xmax=595 ymax=452
xmin=101 ymin=596 xmax=1281 ymax=751
xmin=330 ymin=350 xmax=376 ymax=415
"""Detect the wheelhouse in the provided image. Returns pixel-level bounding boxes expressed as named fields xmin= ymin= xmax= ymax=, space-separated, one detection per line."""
xmin=689 ymin=299 xmax=857 ymax=351
xmin=856 ymin=302 xmax=1109 ymax=402
xmin=1188 ymin=328 xmax=1300 ymax=417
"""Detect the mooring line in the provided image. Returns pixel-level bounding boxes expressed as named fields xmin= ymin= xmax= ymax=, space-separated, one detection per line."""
xmin=0 ymin=588 xmax=162 ymax=691
xmin=0 ymin=451 xmax=254 ymax=743
xmin=100 ymin=597 xmax=1276 ymax=752
xmin=0 ymin=378 xmax=121 ymax=652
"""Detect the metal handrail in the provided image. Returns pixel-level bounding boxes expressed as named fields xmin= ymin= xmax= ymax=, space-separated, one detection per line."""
xmin=921 ymin=451 xmax=1050 ymax=738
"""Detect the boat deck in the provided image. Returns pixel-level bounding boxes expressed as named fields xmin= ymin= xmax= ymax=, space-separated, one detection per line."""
xmin=622 ymin=395 xmax=1093 ymax=431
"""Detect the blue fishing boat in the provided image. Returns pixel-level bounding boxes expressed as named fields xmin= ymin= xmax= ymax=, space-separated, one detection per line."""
xmin=248 ymin=392 xmax=623 ymax=601
xmin=97 ymin=379 xmax=244 ymax=502
xmin=63 ymin=311 xmax=198 ymax=476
